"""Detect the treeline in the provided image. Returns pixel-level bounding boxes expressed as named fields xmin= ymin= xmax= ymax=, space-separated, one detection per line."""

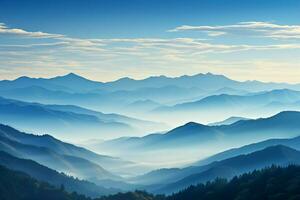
xmin=166 ymin=165 xmax=300 ymax=200
xmin=0 ymin=165 xmax=90 ymax=200
xmin=1 ymin=165 xmax=300 ymax=200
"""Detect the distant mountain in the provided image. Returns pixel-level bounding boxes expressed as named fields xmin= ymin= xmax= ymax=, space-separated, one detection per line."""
xmin=101 ymin=72 xmax=300 ymax=92
xmin=194 ymin=135 xmax=300 ymax=166
xmin=210 ymin=87 xmax=249 ymax=95
xmin=156 ymin=89 xmax=300 ymax=112
xmin=0 ymin=96 xmax=139 ymax=140
xmin=4 ymin=72 xmax=300 ymax=93
xmin=0 ymin=124 xmax=144 ymax=178
xmin=0 ymin=151 xmax=119 ymax=197
xmin=46 ymin=104 xmax=165 ymax=133
xmin=99 ymin=111 xmax=300 ymax=151
xmin=0 ymin=73 xmax=104 ymax=93
xmin=47 ymin=73 xmax=104 ymax=92
xmin=99 ymin=73 xmax=234 ymax=91
xmin=154 ymin=145 xmax=300 ymax=194
xmin=0 ymin=126 xmax=120 ymax=181
xmin=208 ymin=116 xmax=250 ymax=126
xmin=125 ymin=100 xmax=162 ymax=112
xmin=0 ymin=83 xmax=204 ymax=111
xmin=2 ymin=72 xmax=300 ymax=106
xmin=3 ymin=73 xmax=300 ymax=128
xmin=111 ymin=85 xmax=206 ymax=105
xmin=261 ymin=100 xmax=300 ymax=114
xmin=96 ymin=111 xmax=300 ymax=166
xmin=97 ymin=122 xmax=220 ymax=153
xmin=153 ymin=89 xmax=300 ymax=124
xmin=0 ymin=85 xmax=125 ymax=112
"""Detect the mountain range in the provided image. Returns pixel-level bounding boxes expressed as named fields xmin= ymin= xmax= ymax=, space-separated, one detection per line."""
xmin=159 ymin=145 xmax=300 ymax=194
xmin=153 ymin=89 xmax=300 ymax=124
xmin=0 ymin=151 xmax=119 ymax=197
xmin=2 ymin=119 xmax=300 ymax=196
xmin=3 ymin=73 xmax=300 ymax=128
xmin=96 ymin=111 xmax=300 ymax=152
xmin=208 ymin=116 xmax=250 ymax=126
xmin=2 ymin=72 xmax=300 ymax=198
xmin=133 ymin=145 xmax=300 ymax=194
xmin=0 ymin=72 xmax=299 ymax=108
xmin=0 ymin=123 xmax=152 ymax=180
xmin=0 ymin=96 xmax=165 ymax=140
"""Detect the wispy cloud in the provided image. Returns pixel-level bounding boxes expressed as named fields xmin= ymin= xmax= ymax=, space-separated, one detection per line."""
xmin=0 ymin=23 xmax=63 ymax=38
xmin=1 ymin=22 xmax=300 ymax=82
xmin=168 ymin=21 xmax=300 ymax=39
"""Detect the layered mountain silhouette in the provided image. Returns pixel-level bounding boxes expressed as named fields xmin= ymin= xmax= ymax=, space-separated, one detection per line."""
xmin=0 ymin=151 xmax=119 ymax=197
xmin=0 ymin=124 xmax=146 ymax=179
xmin=0 ymin=73 xmax=102 ymax=93
xmin=2 ymin=72 xmax=300 ymax=198
xmin=97 ymin=111 xmax=300 ymax=153
xmin=154 ymin=89 xmax=300 ymax=120
xmin=0 ymin=96 xmax=164 ymax=140
xmin=208 ymin=116 xmax=250 ymax=126
xmin=135 ymin=145 xmax=300 ymax=194
xmin=2 ymin=73 xmax=300 ymax=113
xmin=194 ymin=134 xmax=300 ymax=166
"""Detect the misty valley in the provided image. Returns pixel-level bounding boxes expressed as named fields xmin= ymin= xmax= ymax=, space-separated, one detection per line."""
xmin=1 ymin=1 xmax=300 ymax=199
xmin=1 ymin=73 xmax=300 ymax=199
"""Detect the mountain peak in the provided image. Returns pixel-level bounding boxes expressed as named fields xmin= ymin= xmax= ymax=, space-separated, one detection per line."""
xmin=184 ymin=121 xmax=202 ymax=127
xmin=52 ymin=72 xmax=94 ymax=82
xmin=63 ymin=72 xmax=84 ymax=79
xmin=15 ymin=76 xmax=32 ymax=81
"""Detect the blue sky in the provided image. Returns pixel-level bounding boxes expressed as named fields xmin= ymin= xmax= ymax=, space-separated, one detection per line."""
xmin=0 ymin=0 xmax=300 ymax=82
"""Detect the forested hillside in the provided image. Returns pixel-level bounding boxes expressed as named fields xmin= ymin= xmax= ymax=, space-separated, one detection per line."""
xmin=2 ymin=164 xmax=300 ymax=200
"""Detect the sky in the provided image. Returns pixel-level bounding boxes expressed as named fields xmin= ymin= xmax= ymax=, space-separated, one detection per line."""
xmin=0 ymin=0 xmax=300 ymax=83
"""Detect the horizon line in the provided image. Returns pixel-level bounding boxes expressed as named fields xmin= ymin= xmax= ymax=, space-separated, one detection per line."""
xmin=1 ymin=71 xmax=299 ymax=85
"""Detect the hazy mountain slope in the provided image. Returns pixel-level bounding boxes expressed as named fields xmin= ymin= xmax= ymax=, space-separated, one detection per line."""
xmin=125 ymin=100 xmax=162 ymax=112
xmin=208 ymin=116 xmax=250 ymax=126
xmin=0 ymin=96 xmax=135 ymax=140
xmin=149 ymin=89 xmax=300 ymax=125
xmin=194 ymin=135 xmax=300 ymax=166
xmin=3 ymin=72 xmax=300 ymax=93
xmin=46 ymin=104 xmax=164 ymax=132
xmin=133 ymin=134 xmax=300 ymax=186
xmin=220 ymin=111 xmax=300 ymax=137
xmin=0 ymin=124 xmax=140 ymax=176
xmin=0 ymin=73 xmax=104 ymax=93
xmin=157 ymin=89 xmax=300 ymax=112
xmin=98 ymin=111 xmax=300 ymax=152
xmin=101 ymin=73 xmax=300 ymax=92
xmin=107 ymin=85 xmax=205 ymax=105
xmin=0 ymin=151 xmax=119 ymax=197
xmin=155 ymin=145 xmax=300 ymax=194
xmin=94 ymin=111 xmax=300 ymax=167
xmin=0 ymin=134 xmax=119 ymax=181
xmin=47 ymin=73 xmax=104 ymax=92
xmin=0 ymin=85 xmax=124 ymax=111
xmin=2 ymin=73 xmax=300 ymax=108
xmin=97 ymin=122 xmax=220 ymax=152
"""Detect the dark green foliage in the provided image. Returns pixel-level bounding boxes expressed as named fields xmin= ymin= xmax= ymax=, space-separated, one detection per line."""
xmin=0 ymin=165 xmax=90 ymax=200
xmin=0 ymin=151 xmax=117 ymax=197
xmin=96 ymin=165 xmax=300 ymax=200
xmin=166 ymin=165 xmax=300 ymax=200
xmin=2 ymin=164 xmax=300 ymax=200
xmin=96 ymin=191 xmax=163 ymax=200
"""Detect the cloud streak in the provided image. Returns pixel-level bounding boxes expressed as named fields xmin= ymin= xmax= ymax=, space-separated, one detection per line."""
xmin=169 ymin=21 xmax=300 ymax=39
xmin=0 ymin=23 xmax=63 ymax=38
xmin=1 ymin=22 xmax=300 ymax=82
